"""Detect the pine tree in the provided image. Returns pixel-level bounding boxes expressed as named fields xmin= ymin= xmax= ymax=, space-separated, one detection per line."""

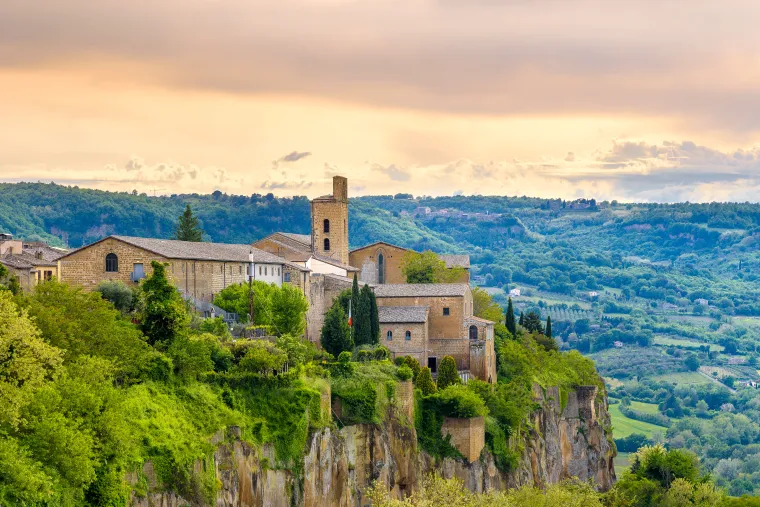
xmin=320 ymin=301 xmax=353 ymax=357
xmin=546 ymin=316 xmax=552 ymax=339
xmin=368 ymin=285 xmax=380 ymax=344
xmin=505 ymin=297 xmax=517 ymax=337
xmin=416 ymin=367 xmax=437 ymax=395
xmin=436 ymin=356 xmax=461 ymax=390
xmin=523 ymin=311 xmax=544 ymax=334
xmin=174 ymin=204 xmax=203 ymax=242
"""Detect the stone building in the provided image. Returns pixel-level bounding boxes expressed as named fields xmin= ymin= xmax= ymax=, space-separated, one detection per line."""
xmin=57 ymin=235 xmax=307 ymax=302
xmin=374 ymin=283 xmax=496 ymax=383
xmin=349 ymin=241 xmax=470 ymax=285
xmin=0 ymin=233 xmax=65 ymax=292
xmin=311 ymin=176 xmax=350 ymax=265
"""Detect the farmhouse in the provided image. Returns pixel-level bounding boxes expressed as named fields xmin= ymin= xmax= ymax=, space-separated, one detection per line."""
xmin=0 ymin=233 xmax=66 ymax=292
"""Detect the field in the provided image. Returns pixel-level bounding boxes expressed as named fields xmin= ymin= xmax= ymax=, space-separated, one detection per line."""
xmin=614 ymin=452 xmax=634 ymax=476
xmin=629 ymin=401 xmax=660 ymax=415
xmin=651 ymin=372 xmax=711 ymax=385
xmin=652 ymin=336 xmax=723 ymax=351
xmin=608 ymin=403 xmax=666 ymax=439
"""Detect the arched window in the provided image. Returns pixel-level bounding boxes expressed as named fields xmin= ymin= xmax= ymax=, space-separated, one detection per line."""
xmin=405 ymin=330 xmax=411 ymax=341
xmin=378 ymin=252 xmax=385 ymax=284
xmin=323 ymin=219 xmax=330 ymax=233
xmin=105 ymin=253 xmax=118 ymax=272
xmin=386 ymin=330 xmax=393 ymax=341
xmin=324 ymin=238 xmax=331 ymax=251
xmin=469 ymin=325 xmax=478 ymax=340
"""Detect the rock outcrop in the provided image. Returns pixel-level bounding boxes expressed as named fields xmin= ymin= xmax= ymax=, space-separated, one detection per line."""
xmin=129 ymin=384 xmax=616 ymax=506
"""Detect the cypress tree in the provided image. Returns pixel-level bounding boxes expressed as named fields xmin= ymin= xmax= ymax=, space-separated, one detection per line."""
xmin=174 ymin=204 xmax=203 ymax=241
xmin=403 ymin=356 xmax=422 ymax=382
xmin=416 ymin=367 xmax=437 ymax=395
xmin=354 ymin=284 xmax=372 ymax=346
xmin=320 ymin=301 xmax=353 ymax=357
xmin=505 ymin=297 xmax=516 ymax=337
xmin=546 ymin=316 xmax=552 ymax=339
xmin=366 ymin=284 xmax=380 ymax=344
xmin=518 ymin=312 xmax=524 ymax=327
xmin=436 ymin=356 xmax=461 ymax=390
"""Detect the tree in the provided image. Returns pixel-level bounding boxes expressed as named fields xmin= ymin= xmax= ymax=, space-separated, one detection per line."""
xmin=354 ymin=283 xmax=372 ymax=346
xmin=546 ymin=316 xmax=552 ymax=339
xmin=416 ymin=367 xmax=437 ymax=395
xmin=401 ymin=251 xmax=465 ymax=284
xmin=351 ymin=273 xmax=360 ymax=338
xmin=140 ymin=261 xmax=189 ymax=347
xmin=320 ymin=301 xmax=353 ymax=357
xmin=505 ymin=298 xmax=516 ymax=337
xmin=472 ymin=287 xmax=503 ymax=322
xmin=95 ymin=280 xmax=133 ymax=313
xmin=270 ymin=283 xmax=309 ymax=336
xmin=522 ymin=311 xmax=544 ymax=334
xmin=403 ymin=356 xmax=422 ymax=382
xmin=174 ymin=204 xmax=203 ymax=241
xmin=0 ymin=263 xmax=21 ymax=295
xmin=236 ymin=340 xmax=288 ymax=375
xmin=368 ymin=285 xmax=380 ymax=344
xmin=684 ymin=354 xmax=700 ymax=372
xmin=518 ymin=312 xmax=524 ymax=327
xmin=437 ymin=356 xmax=461 ymax=390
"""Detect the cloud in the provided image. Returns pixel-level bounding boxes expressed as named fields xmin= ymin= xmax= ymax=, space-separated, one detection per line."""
xmin=280 ymin=151 xmax=312 ymax=162
xmin=2 ymin=1 xmax=760 ymax=132
xmin=260 ymin=180 xmax=313 ymax=191
xmin=371 ymin=163 xmax=410 ymax=181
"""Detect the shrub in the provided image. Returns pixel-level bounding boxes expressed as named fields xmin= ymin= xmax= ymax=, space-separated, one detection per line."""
xmin=403 ymin=356 xmax=422 ymax=382
xmin=436 ymin=356 xmax=461 ymax=390
xmin=434 ymin=385 xmax=488 ymax=418
xmin=95 ymin=280 xmax=134 ymax=313
xmin=397 ymin=365 xmax=413 ymax=381
xmin=416 ymin=367 xmax=437 ymax=396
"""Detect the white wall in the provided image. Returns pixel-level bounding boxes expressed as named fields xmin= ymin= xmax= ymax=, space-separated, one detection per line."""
xmin=306 ymin=257 xmax=347 ymax=277
xmin=250 ymin=262 xmax=283 ymax=286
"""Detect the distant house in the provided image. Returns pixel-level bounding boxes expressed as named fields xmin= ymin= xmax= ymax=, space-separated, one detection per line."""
xmin=695 ymin=298 xmax=709 ymax=306
xmin=588 ymin=291 xmax=599 ymax=299
xmin=613 ymin=341 xmax=624 ymax=348
xmin=662 ymin=302 xmax=679 ymax=311
xmin=414 ymin=207 xmax=431 ymax=216
xmin=509 ymin=288 xmax=521 ymax=297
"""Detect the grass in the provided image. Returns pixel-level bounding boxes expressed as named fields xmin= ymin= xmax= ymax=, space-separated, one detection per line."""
xmin=629 ymin=401 xmax=660 ymax=415
xmin=614 ymin=452 xmax=634 ymax=476
xmin=608 ymin=403 xmax=666 ymax=439
xmin=652 ymin=372 xmax=711 ymax=385
xmin=604 ymin=377 xmax=624 ymax=389
xmin=653 ymin=336 xmax=723 ymax=351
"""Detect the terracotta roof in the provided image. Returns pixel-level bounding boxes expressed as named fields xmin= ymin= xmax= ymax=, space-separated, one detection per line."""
xmin=1 ymin=253 xmax=57 ymax=268
xmin=59 ymin=236 xmax=301 ymax=268
xmin=378 ymin=306 xmax=429 ymax=324
xmin=373 ymin=283 xmax=470 ymax=298
xmin=440 ymin=254 xmax=470 ymax=269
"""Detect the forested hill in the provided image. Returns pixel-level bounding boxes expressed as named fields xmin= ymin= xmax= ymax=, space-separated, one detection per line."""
xmin=3 ymin=181 xmax=760 ymax=310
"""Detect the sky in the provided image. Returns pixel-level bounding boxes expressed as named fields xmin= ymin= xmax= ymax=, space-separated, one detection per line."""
xmin=1 ymin=0 xmax=759 ymax=202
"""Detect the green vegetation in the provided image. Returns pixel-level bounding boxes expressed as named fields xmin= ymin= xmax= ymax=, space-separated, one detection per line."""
xmin=608 ymin=403 xmax=665 ymax=439
xmin=174 ymin=204 xmax=204 ymax=242
xmin=401 ymin=250 xmax=466 ymax=283
xmin=436 ymin=356 xmax=461 ymax=390
xmin=213 ymin=280 xmax=308 ymax=334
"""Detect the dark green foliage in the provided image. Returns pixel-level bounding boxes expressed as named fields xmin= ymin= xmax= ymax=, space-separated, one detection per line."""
xmin=522 ymin=311 xmax=544 ymax=334
xmin=402 ymin=356 xmax=422 ymax=382
xmin=505 ymin=297 xmax=516 ymax=336
xmin=368 ymin=287 xmax=380 ymax=344
xmin=140 ymin=261 xmax=189 ymax=347
xmin=545 ymin=316 xmax=552 ymax=339
xmin=0 ymin=263 xmax=21 ymax=295
xmin=354 ymin=283 xmax=372 ymax=346
xmin=436 ymin=356 xmax=461 ymax=390
xmin=416 ymin=367 xmax=437 ymax=395
xmin=518 ymin=312 xmax=524 ymax=327
xmin=351 ymin=273 xmax=360 ymax=336
xmin=614 ymin=433 xmax=653 ymax=453
xmin=95 ymin=280 xmax=134 ymax=313
xmin=684 ymin=354 xmax=700 ymax=371
xmin=173 ymin=204 xmax=203 ymax=242
xmin=320 ymin=302 xmax=353 ymax=357
xmin=330 ymin=362 xmax=399 ymax=425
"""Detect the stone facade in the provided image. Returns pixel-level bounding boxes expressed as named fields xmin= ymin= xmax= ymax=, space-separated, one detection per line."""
xmin=350 ymin=241 xmax=470 ymax=285
xmin=381 ymin=321 xmax=428 ymax=365
xmin=305 ymin=273 xmax=355 ymax=344
xmin=441 ymin=416 xmax=486 ymax=463
xmin=376 ymin=292 xmax=473 ymax=340
xmin=311 ymin=177 xmax=349 ymax=265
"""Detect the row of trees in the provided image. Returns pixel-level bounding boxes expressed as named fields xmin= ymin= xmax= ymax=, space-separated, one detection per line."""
xmin=321 ymin=275 xmax=380 ymax=356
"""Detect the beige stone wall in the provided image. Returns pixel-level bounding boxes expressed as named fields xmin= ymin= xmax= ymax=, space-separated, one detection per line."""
xmin=376 ymin=294 xmax=468 ymax=340
xmin=441 ymin=416 xmax=485 ymax=463
xmin=311 ymin=200 xmax=349 ymax=265
xmin=0 ymin=239 xmax=23 ymax=255
xmin=350 ymin=244 xmax=408 ymax=284
xmin=58 ymin=238 xmax=248 ymax=301
xmin=427 ymin=338 xmax=470 ymax=372
xmin=381 ymin=322 xmax=428 ymax=365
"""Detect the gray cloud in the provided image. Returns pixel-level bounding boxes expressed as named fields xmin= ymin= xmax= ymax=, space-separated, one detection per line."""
xmin=281 ymin=151 xmax=311 ymax=162
xmin=371 ymin=163 xmax=411 ymax=181
xmin=1 ymin=1 xmax=760 ymax=131
xmin=260 ymin=180 xmax=313 ymax=191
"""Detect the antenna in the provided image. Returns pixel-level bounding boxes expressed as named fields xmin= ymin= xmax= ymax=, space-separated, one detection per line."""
xmin=150 ymin=188 xmax=166 ymax=197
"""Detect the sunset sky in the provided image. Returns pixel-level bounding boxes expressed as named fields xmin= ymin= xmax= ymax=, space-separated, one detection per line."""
xmin=1 ymin=0 xmax=759 ymax=202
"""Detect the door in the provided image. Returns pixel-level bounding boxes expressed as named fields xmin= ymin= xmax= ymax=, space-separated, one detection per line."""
xmin=428 ymin=357 xmax=437 ymax=373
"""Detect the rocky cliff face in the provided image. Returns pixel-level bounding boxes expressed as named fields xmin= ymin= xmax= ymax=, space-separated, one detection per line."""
xmin=130 ymin=384 xmax=615 ymax=506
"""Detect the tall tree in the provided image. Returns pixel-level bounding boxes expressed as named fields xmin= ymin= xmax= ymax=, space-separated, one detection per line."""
xmin=270 ymin=284 xmax=309 ymax=336
xmin=351 ymin=274 xmax=360 ymax=341
xmin=368 ymin=285 xmax=380 ymax=344
xmin=320 ymin=301 xmax=353 ymax=357
xmin=546 ymin=316 xmax=552 ymax=339
xmin=354 ymin=284 xmax=372 ymax=346
xmin=174 ymin=204 xmax=203 ymax=242
xmin=436 ymin=356 xmax=461 ymax=390
xmin=505 ymin=297 xmax=517 ymax=337
xmin=140 ymin=261 xmax=189 ymax=347
xmin=522 ymin=311 xmax=544 ymax=335
xmin=416 ymin=367 xmax=437 ymax=395
xmin=518 ymin=312 xmax=524 ymax=327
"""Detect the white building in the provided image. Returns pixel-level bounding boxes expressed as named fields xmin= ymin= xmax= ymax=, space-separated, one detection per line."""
xmin=509 ymin=288 xmax=521 ymax=297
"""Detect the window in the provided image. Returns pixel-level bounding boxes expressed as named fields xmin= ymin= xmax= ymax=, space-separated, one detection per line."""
xmin=239 ymin=266 xmax=242 ymax=275
xmin=265 ymin=266 xmax=268 ymax=276
xmin=443 ymin=307 xmax=450 ymax=316
xmin=378 ymin=253 xmax=385 ymax=284
xmin=323 ymin=218 xmax=330 ymax=233
xmin=105 ymin=253 xmax=118 ymax=272
xmin=405 ymin=330 xmax=411 ymax=341
xmin=278 ymin=267 xmax=280 ymax=276
xmin=284 ymin=272 xmax=291 ymax=283
xmin=259 ymin=266 xmax=262 ymax=276
xmin=428 ymin=357 xmax=437 ymax=373
xmin=386 ymin=330 xmax=393 ymax=341
xmin=44 ymin=270 xmax=53 ymax=281
xmin=469 ymin=325 xmax=478 ymax=340
xmin=324 ymin=238 xmax=330 ymax=251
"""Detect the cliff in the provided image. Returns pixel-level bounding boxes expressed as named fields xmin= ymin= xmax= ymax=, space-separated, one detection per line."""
xmin=130 ymin=384 xmax=616 ymax=506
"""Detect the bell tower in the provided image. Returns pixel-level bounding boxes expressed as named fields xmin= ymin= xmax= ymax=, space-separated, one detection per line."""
xmin=311 ymin=176 xmax=349 ymax=264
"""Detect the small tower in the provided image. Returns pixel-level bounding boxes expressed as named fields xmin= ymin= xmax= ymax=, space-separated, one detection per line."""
xmin=311 ymin=176 xmax=349 ymax=264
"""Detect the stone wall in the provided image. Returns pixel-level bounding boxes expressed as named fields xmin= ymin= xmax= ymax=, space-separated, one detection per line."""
xmin=427 ymin=338 xmax=470 ymax=372
xmin=376 ymin=294 xmax=467 ymax=340
xmin=350 ymin=243 xmax=408 ymax=285
xmin=441 ymin=417 xmax=485 ymax=463
xmin=311 ymin=201 xmax=349 ymax=266
xmin=381 ymin=321 xmax=428 ymax=365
